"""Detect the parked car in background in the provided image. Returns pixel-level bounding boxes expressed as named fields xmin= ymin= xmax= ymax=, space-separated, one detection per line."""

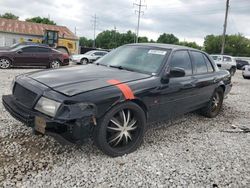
xmin=2 ymin=43 xmax=232 ymax=157
xmin=0 ymin=45 xmax=69 ymax=69
xmin=70 ymin=50 xmax=108 ymax=64
xmin=236 ymin=59 xmax=249 ymax=70
xmin=242 ymin=65 xmax=250 ymax=79
xmin=210 ymin=54 xmax=237 ymax=76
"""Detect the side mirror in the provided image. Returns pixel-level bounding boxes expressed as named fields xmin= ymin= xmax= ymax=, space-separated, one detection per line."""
xmin=169 ymin=67 xmax=185 ymax=78
xmin=17 ymin=49 xmax=23 ymax=54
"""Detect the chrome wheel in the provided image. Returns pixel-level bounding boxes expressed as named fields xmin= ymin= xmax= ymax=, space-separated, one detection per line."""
xmin=0 ymin=58 xmax=10 ymax=69
xmin=211 ymin=92 xmax=220 ymax=111
xmin=107 ymin=109 xmax=139 ymax=148
xmin=51 ymin=60 xmax=60 ymax=68
xmin=81 ymin=58 xmax=88 ymax=64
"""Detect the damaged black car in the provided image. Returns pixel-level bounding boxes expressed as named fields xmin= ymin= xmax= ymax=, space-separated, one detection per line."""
xmin=2 ymin=43 xmax=232 ymax=157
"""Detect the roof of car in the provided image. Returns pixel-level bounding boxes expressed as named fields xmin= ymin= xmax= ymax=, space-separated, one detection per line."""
xmin=126 ymin=43 xmax=198 ymax=51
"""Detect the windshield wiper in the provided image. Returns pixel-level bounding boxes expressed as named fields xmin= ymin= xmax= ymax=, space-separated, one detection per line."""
xmin=95 ymin=62 xmax=107 ymax=67
xmin=109 ymin=65 xmax=135 ymax=72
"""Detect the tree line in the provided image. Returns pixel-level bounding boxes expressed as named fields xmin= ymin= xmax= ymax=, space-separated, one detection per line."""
xmin=0 ymin=12 xmax=56 ymax=25
xmin=1 ymin=12 xmax=250 ymax=56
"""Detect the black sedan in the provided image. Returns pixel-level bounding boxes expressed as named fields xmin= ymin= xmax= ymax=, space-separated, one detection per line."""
xmin=2 ymin=43 xmax=232 ymax=157
xmin=236 ymin=59 xmax=249 ymax=70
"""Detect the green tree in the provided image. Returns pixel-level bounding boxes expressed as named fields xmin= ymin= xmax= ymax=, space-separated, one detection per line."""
xmin=178 ymin=41 xmax=202 ymax=50
xmin=203 ymin=35 xmax=222 ymax=54
xmin=204 ymin=34 xmax=250 ymax=56
xmin=79 ymin=36 xmax=93 ymax=47
xmin=157 ymin=33 xmax=179 ymax=44
xmin=95 ymin=30 xmax=119 ymax=49
xmin=0 ymin=12 xmax=19 ymax=20
xmin=138 ymin=36 xmax=148 ymax=43
xmin=25 ymin=16 xmax=56 ymax=25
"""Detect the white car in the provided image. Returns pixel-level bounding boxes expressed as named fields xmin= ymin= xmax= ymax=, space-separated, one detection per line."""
xmin=70 ymin=50 xmax=108 ymax=64
xmin=210 ymin=54 xmax=237 ymax=76
xmin=242 ymin=65 xmax=250 ymax=79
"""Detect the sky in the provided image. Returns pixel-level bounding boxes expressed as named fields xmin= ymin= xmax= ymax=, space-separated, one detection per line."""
xmin=0 ymin=0 xmax=250 ymax=45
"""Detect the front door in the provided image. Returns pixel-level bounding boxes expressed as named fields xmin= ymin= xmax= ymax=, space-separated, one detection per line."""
xmin=14 ymin=46 xmax=36 ymax=66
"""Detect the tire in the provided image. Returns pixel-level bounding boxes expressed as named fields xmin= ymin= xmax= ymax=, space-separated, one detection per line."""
xmin=80 ymin=58 xmax=89 ymax=64
xmin=229 ymin=67 xmax=236 ymax=76
xmin=94 ymin=102 xmax=146 ymax=157
xmin=200 ymin=87 xmax=224 ymax=118
xmin=50 ymin=60 xmax=61 ymax=69
xmin=0 ymin=57 xmax=11 ymax=69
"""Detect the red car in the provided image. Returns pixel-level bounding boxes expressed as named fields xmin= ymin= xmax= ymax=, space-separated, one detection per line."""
xmin=0 ymin=44 xmax=69 ymax=69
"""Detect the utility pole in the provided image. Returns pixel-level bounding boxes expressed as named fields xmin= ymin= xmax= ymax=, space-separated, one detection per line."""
xmin=92 ymin=14 xmax=98 ymax=48
xmin=134 ymin=0 xmax=146 ymax=43
xmin=221 ymin=0 xmax=230 ymax=55
xmin=114 ymin=25 xmax=117 ymax=48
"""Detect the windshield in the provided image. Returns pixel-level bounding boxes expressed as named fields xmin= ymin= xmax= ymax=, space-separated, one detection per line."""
xmin=95 ymin=46 xmax=169 ymax=74
xmin=84 ymin=51 xmax=94 ymax=55
xmin=9 ymin=45 xmax=25 ymax=52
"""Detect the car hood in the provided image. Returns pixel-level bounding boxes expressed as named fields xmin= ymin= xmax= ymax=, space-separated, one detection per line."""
xmin=27 ymin=64 xmax=151 ymax=96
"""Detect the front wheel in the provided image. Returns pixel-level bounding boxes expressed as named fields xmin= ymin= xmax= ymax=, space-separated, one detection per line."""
xmin=0 ymin=57 xmax=11 ymax=69
xmin=80 ymin=58 xmax=89 ymax=64
xmin=50 ymin=60 xmax=61 ymax=69
xmin=200 ymin=87 xmax=224 ymax=118
xmin=229 ymin=67 xmax=236 ymax=76
xmin=94 ymin=102 xmax=146 ymax=157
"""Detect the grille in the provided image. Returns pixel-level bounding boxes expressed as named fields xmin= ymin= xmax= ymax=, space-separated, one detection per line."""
xmin=13 ymin=83 xmax=37 ymax=108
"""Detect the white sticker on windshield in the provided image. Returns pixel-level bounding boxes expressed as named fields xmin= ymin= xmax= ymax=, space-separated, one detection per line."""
xmin=148 ymin=50 xmax=167 ymax=55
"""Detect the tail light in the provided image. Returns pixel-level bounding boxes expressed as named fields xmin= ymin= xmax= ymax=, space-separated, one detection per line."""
xmin=63 ymin=53 xmax=69 ymax=59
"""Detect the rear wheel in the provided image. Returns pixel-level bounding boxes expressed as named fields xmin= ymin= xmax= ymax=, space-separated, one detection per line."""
xmin=50 ymin=60 xmax=61 ymax=68
xmin=0 ymin=57 xmax=11 ymax=69
xmin=94 ymin=102 xmax=146 ymax=157
xmin=200 ymin=87 xmax=224 ymax=118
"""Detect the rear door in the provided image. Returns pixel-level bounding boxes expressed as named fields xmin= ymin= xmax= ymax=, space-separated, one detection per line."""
xmin=33 ymin=47 xmax=51 ymax=66
xmin=190 ymin=51 xmax=217 ymax=106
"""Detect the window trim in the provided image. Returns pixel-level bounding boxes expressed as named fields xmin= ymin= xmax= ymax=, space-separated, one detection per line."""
xmin=202 ymin=53 xmax=215 ymax=73
xmin=189 ymin=50 xmax=216 ymax=76
xmin=167 ymin=49 xmax=194 ymax=77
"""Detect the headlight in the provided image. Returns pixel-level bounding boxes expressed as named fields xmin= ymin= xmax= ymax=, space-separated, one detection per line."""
xmin=35 ymin=97 xmax=61 ymax=117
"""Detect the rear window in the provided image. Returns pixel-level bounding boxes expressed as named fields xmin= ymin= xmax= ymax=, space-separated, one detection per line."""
xmin=191 ymin=51 xmax=208 ymax=74
xmin=203 ymin=54 xmax=214 ymax=72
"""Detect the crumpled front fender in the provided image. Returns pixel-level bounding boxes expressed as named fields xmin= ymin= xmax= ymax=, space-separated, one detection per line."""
xmin=55 ymin=102 xmax=97 ymax=121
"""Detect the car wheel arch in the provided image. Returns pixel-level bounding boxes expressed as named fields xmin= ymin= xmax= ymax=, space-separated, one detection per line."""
xmin=96 ymin=98 xmax=148 ymax=122
xmin=0 ymin=56 xmax=13 ymax=63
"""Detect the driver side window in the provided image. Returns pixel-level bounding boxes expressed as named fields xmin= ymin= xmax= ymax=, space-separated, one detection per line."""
xmin=170 ymin=50 xmax=192 ymax=76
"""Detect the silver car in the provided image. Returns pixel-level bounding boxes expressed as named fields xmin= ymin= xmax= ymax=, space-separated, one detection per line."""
xmin=210 ymin=54 xmax=237 ymax=76
xmin=71 ymin=50 xmax=108 ymax=64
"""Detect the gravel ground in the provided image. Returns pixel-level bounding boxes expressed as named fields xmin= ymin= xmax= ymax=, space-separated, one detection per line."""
xmin=0 ymin=68 xmax=249 ymax=187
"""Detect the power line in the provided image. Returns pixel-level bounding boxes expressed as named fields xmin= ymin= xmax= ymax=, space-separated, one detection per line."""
xmin=221 ymin=0 xmax=230 ymax=55
xmin=133 ymin=0 xmax=147 ymax=43
xmin=91 ymin=14 xmax=98 ymax=48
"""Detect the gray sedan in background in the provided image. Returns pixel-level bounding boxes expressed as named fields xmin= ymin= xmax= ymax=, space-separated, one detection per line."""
xmin=70 ymin=50 xmax=108 ymax=64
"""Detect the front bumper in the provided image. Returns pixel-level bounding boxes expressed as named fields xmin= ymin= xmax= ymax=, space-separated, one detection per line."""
xmin=71 ymin=59 xmax=81 ymax=64
xmin=2 ymin=95 xmax=94 ymax=144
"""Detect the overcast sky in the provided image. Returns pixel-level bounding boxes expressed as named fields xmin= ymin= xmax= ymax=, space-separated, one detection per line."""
xmin=0 ymin=0 xmax=250 ymax=45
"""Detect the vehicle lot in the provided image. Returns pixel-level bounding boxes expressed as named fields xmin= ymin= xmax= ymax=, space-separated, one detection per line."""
xmin=0 ymin=68 xmax=249 ymax=187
